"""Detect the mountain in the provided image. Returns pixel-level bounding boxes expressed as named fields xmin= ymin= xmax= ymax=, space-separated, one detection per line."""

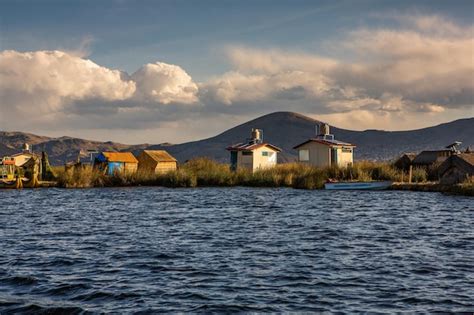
xmin=1 ymin=112 xmax=473 ymax=165
xmin=147 ymin=112 xmax=474 ymax=162
xmin=0 ymin=132 xmax=148 ymax=165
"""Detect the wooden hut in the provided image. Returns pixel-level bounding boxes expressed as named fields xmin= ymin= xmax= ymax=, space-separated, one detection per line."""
xmin=412 ymin=150 xmax=452 ymax=167
xmin=94 ymin=152 xmax=138 ymax=175
xmin=394 ymin=153 xmax=416 ymax=171
xmin=137 ymin=150 xmax=177 ymax=174
xmin=412 ymin=149 xmax=454 ymax=180
xmin=438 ymin=153 xmax=474 ymax=184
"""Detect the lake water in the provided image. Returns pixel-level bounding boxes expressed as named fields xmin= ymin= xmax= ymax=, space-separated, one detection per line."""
xmin=0 ymin=187 xmax=473 ymax=313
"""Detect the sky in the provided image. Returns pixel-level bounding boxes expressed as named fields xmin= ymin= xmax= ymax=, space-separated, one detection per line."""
xmin=0 ymin=0 xmax=473 ymax=144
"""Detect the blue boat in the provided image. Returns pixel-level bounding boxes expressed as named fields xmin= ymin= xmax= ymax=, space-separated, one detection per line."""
xmin=324 ymin=181 xmax=392 ymax=190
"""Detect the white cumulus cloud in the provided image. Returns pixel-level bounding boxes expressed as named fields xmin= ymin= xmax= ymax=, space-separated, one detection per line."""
xmin=131 ymin=62 xmax=198 ymax=105
xmin=0 ymin=50 xmax=136 ymax=114
xmin=0 ymin=50 xmax=199 ymax=130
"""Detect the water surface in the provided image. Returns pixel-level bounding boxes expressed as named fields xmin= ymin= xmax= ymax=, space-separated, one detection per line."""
xmin=1 ymin=188 xmax=473 ymax=313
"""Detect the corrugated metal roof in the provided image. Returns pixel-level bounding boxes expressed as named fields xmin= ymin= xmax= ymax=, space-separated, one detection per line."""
xmin=101 ymin=152 xmax=138 ymax=163
xmin=293 ymin=138 xmax=355 ymax=149
xmin=143 ymin=150 xmax=177 ymax=162
xmin=226 ymin=142 xmax=282 ymax=152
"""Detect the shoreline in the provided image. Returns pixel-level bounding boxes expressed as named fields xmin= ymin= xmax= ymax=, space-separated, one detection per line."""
xmin=3 ymin=180 xmax=473 ymax=196
xmin=2 ymin=159 xmax=472 ymax=196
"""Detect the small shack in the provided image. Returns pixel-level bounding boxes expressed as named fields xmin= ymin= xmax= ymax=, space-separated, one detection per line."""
xmin=95 ymin=152 xmax=138 ymax=175
xmin=137 ymin=150 xmax=177 ymax=174
xmin=293 ymin=123 xmax=355 ymax=168
xmin=11 ymin=143 xmax=36 ymax=167
xmin=0 ymin=157 xmax=16 ymax=180
xmin=227 ymin=129 xmax=281 ymax=172
xmin=412 ymin=150 xmax=452 ymax=167
xmin=394 ymin=153 xmax=417 ymax=171
xmin=438 ymin=153 xmax=474 ymax=185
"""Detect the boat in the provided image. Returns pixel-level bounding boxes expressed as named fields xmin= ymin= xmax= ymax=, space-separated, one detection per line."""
xmin=324 ymin=181 xmax=392 ymax=190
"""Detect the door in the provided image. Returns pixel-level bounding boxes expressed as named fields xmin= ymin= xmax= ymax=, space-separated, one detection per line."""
xmin=331 ymin=148 xmax=338 ymax=166
xmin=230 ymin=151 xmax=238 ymax=171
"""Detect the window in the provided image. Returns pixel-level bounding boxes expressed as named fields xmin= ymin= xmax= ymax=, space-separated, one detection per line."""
xmin=262 ymin=151 xmax=269 ymax=156
xmin=299 ymin=149 xmax=309 ymax=161
xmin=242 ymin=151 xmax=253 ymax=156
xmin=342 ymin=147 xmax=352 ymax=153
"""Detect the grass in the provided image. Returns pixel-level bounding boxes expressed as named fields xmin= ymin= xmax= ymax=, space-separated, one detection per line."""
xmin=447 ymin=179 xmax=474 ymax=196
xmin=56 ymin=158 xmax=410 ymax=190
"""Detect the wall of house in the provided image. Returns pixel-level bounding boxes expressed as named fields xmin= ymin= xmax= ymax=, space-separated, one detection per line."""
xmin=297 ymin=142 xmax=330 ymax=167
xmin=336 ymin=147 xmax=354 ymax=167
xmin=237 ymin=151 xmax=254 ymax=170
xmin=252 ymin=146 xmax=278 ymax=171
xmin=137 ymin=153 xmax=155 ymax=173
xmin=440 ymin=167 xmax=473 ymax=185
xmin=297 ymin=143 xmax=353 ymax=167
xmin=124 ymin=162 xmax=138 ymax=173
xmin=155 ymin=161 xmax=177 ymax=173
xmin=107 ymin=162 xmax=123 ymax=175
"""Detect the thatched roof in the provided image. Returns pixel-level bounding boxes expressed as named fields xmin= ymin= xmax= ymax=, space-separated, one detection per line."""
xmin=412 ymin=150 xmax=451 ymax=165
xmin=141 ymin=150 xmax=177 ymax=162
xmin=394 ymin=153 xmax=417 ymax=170
xmin=101 ymin=152 xmax=138 ymax=163
xmin=438 ymin=153 xmax=474 ymax=176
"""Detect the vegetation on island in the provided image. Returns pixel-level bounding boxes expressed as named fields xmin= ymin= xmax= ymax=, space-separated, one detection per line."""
xmin=53 ymin=157 xmax=474 ymax=195
xmin=56 ymin=158 xmax=428 ymax=189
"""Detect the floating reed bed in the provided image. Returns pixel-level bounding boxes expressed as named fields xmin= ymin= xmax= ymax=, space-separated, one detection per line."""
xmin=56 ymin=158 xmax=430 ymax=190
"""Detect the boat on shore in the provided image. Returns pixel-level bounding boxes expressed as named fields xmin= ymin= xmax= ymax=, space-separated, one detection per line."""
xmin=324 ymin=181 xmax=392 ymax=190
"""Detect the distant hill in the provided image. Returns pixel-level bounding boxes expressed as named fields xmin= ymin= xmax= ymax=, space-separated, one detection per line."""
xmin=147 ymin=112 xmax=474 ymax=162
xmin=0 ymin=132 xmax=148 ymax=165
xmin=1 ymin=112 xmax=473 ymax=165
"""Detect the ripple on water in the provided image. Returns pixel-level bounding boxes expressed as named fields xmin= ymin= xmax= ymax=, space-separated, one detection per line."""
xmin=0 ymin=187 xmax=473 ymax=313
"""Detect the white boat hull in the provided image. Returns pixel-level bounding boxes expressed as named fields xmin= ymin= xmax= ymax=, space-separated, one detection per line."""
xmin=324 ymin=181 xmax=392 ymax=190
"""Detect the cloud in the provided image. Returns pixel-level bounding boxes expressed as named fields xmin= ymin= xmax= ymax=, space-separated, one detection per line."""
xmin=131 ymin=62 xmax=198 ymax=104
xmin=201 ymin=14 xmax=473 ymax=119
xmin=0 ymin=50 xmax=135 ymax=111
xmin=0 ymin=50 xmax=199 ymax=130
xmin=0 ymin=14 xmax=472 ymax=141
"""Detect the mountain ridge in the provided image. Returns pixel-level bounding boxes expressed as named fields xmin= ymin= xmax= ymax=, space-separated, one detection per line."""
xmin=1 ymin=112 xmax=473 ymax=165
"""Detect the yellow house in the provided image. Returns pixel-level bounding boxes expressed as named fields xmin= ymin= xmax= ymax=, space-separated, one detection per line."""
xmin=293 ymin=124 xmax=355 ymax=167
xmin=227 ymin=129 xmax=281 ymax=172
xmin=137 ymin=150 xmax=177 ymax=174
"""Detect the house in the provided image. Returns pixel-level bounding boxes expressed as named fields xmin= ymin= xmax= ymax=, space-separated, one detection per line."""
xmin=226 ymin=129 xmax=281 ymax=172
xmin=411 ymin=150 xmax=452 ymax=168
xmin=0 ymin=157 xmax=15 ymax=180
xmin=293 ymin=123 xmax=355 ymax=168
xmin=394 ymin=153 xmax=417 ymax=171
xmin=11 ymin=143 xmax=36 ymax=167
xmin=137 ymin=150 xmax=177 ymax=174
xmin=94 ymin=152 xmax=138 ymax=175
xmin=438 ymin=153 xmax=474 ymax=184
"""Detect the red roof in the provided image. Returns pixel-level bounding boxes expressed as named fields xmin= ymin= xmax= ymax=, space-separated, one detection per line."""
xmin=1 ymin=158 xmax=15 ymax=165
xmin=226 ymin=142 xmax=282 ymax=152
xmin=293 ymin=138 xmax=355 ymax=149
